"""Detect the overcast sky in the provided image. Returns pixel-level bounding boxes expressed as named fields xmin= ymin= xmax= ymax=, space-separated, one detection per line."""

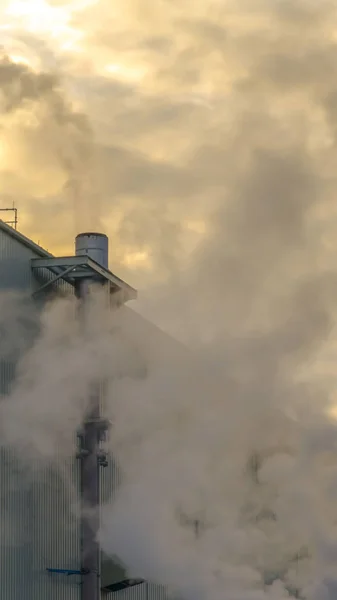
xmin=2 ymin=0 xmax=337 ymax=340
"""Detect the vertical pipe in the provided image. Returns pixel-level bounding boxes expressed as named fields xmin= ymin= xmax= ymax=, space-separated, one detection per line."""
xmin=76 ymin=279 xmax=101 ymax=600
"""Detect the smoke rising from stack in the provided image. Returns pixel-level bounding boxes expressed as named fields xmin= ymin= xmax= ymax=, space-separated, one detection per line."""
xmin=2 ymin=0 xmax=337 ymax=598
xmin=3 ymin=0 xmax=337 ymax=286
xmin=0 ymin=53 xmax=101 ymax=242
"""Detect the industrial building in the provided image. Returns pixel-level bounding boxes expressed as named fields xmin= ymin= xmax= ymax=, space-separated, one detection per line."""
xmin=0 ymin=220 xmax=181 ymax=600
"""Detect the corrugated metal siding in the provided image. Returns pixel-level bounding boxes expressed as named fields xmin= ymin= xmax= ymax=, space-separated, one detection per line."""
xmin=29 ymin=459 xmax=81 ymax=600
xmin=0 ymin=227 xmax=80 ymax=600
xmin=0 ymin=451 xmax=81 ymax=600
xmin=0 ymin=447 xmax=31 ymax=600
xmin=100 ymin=451 xmax=121 ymax=505
xmin=0 ymin=227 xmax=73 ymax=296
xmin=105 ymin=582 xmax=175 ymax=600
xmin=0 ymin=228 xmax=35 ymax=291
xmin=0 ymin=226 xmax=73 ymax=398
xmin=0 ymin=361 xmax=16 ymax=396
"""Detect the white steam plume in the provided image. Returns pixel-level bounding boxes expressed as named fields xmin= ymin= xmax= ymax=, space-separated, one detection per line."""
xmin=0 ymin=277 xmax=337 ymax=600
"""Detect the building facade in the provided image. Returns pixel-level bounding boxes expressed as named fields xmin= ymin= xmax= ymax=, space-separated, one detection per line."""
xmin=0 ymin=221 xmax=175 ymax=600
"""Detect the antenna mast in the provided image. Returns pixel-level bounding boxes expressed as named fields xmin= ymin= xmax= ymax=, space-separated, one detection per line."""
xmin=0 ymin=205 xmax=18 ymax=229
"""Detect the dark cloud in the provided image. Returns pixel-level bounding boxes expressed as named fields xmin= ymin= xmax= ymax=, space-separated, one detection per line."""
xmin=0 ymin=54 xmax=57 ymax=112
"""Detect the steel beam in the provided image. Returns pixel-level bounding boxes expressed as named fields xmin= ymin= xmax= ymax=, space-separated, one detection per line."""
xmin=32 ymin=265 xmax=76 ymax=296
xmin=31 ymin=256 xmax=87 ymax=269
xmin=31 ymin=256 xmax=137 ymax=300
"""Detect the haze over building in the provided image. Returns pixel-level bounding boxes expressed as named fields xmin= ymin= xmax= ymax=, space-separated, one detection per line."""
xmin=0 ymin=219 xmax=186 ymax=600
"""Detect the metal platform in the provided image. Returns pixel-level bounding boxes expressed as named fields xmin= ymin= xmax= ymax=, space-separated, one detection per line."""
xmin=31 ymin=255 xmax=137 ymax=301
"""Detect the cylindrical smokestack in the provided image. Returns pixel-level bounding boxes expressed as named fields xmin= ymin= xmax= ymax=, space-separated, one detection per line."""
xmin=75 ymin=232 xmax=109 ymax=269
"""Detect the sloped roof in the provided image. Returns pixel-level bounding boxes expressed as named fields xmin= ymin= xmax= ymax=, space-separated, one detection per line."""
xmin=0 ymin=220 xmax=52 ymax=258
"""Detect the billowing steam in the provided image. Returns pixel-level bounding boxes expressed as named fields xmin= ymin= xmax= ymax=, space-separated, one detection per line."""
xmin=0 ymin=52 xmax=101 ymax=244
xmin=1 ymin=281 xmax=337 ymax=600
xmin=2 ymin=0 xmax=337 ymax=599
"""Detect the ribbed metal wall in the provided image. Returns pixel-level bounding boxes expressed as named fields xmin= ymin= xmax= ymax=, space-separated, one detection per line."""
xmin=0 ymin=447 xmax=31 ymax=600
xmin=106 ymin=583 xmax=174 ymax=600
xmin=29 ymin=459 xmax=81 ymax=600
xmin=0 ymin=228 xmax=35 ymax=290
xmin=0 ymin=225 xmax=72 ymax=296
xmin=0 ymin=450 xmax=81 ymax=600
xmin=0 ymin=227 xmax=80 ymax=600
xmin=0 ymin=361 xmax=16 ymax=396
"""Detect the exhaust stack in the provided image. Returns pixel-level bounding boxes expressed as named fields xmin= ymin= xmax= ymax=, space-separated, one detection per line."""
xmin=75 ymin=232 xmax=109 ymax=269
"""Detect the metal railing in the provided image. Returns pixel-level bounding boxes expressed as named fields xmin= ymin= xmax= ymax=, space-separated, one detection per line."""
xmin=0 ymin=207 xmax=18 ymax=229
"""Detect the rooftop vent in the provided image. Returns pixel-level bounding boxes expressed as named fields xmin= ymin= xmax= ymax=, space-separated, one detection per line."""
xmin=75 ymin=232 xmax=108 ymax=269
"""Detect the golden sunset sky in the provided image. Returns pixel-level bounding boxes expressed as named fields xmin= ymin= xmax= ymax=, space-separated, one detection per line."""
xmin=2 ymin=0 xmax=220 ymax=280
xmin=1 ymin=0 xmax=337 ymax=301
xmin=2 ymin=1 xmax=337 ymax=415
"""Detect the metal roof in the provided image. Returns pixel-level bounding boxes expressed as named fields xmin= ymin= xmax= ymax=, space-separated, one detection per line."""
xmin=0 ymin=219 xmax=52 ymax=258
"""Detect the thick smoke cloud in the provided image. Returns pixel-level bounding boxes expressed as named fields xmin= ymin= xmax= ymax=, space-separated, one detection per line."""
xmin=2 ymin=1 xmax=337 ymax=600
xmin=1 ymin=286 xmax=337 ymax=600
xmin=0 ymin=52 xmax=100 ymax=249
xmin=2 ymin=0 xmax=336 ymax=287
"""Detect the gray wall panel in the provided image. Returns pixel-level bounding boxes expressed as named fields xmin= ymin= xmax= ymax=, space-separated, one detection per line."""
xmin=0 ymin=227 xmax=80 ymax=599
xmin=0 ymin=447 xmax=31 ymax=600
xmin=29 ymin=459 xmax=81 ymax=600
xmin=0 ymin=227 xmax=73 ymax=295
xmin=0 ymin=451 xmax=81 ymax=600
xmin=105 ymin=582 xmax=176 ymax=600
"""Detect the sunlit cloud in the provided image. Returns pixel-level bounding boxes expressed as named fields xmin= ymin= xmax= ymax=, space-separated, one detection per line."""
xmin=2 ymin=0 xmax=337 ymax=297
xmin=103 ymin=62 xmax=148 ymax=84
xmin=122 ymin=250 xmax=152 ymax=269
xmin=6 ymin=53 xmax=31 ymax=66
xmin=4 ymin=0 xmax=84 ymax=53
